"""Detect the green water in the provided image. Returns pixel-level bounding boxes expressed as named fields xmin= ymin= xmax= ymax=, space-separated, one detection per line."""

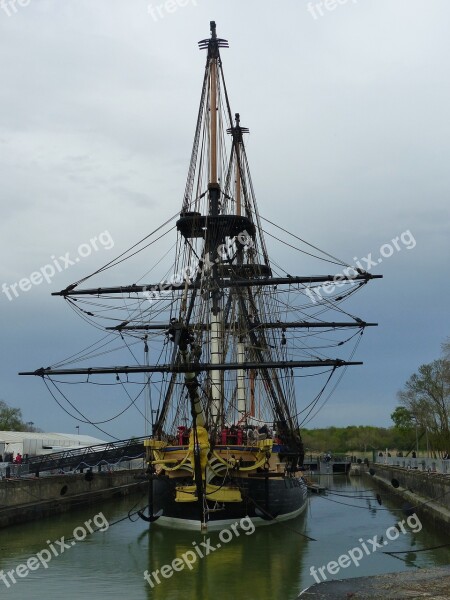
xmin=0 ymin=476 xmax=448 ymax=599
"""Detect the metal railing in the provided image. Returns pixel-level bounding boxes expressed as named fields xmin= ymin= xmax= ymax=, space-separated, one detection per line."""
xmin=24 ymin=436 xmax=146 ymax=473
xmin=0 ymin=437 xmax=148 ymax=477
xmin=0 ymin=463 xmax=30 ymax=478
xmin=375 ymin=456 xmax=450 ymax=474
xmin=0 ymin=457 xmax=146 ymax=479
xmin=303 ymin=454 xmax=352 ymax=463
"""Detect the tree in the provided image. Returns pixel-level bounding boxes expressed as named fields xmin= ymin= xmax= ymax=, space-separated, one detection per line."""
xmin=0 ymin=400 xmax=27 ymax=430
xmin=390 ymin=406 xmax=416 ymax=451
xmin=301 ymin=425 xmax=398 ymax=454
xmin=397 ymin=356 xmax=450 ymax=454
xmin=391 ymin=406 xmax=414 ymax=430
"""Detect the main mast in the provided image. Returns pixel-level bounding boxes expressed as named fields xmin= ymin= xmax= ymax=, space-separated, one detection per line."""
xmin=207 ymin=21 xmax=223 ymax=427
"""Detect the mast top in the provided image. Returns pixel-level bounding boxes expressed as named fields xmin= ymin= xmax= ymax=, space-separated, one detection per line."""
xmin=227 ymin=112 xmax=250 ymax=143
xmin=198 ymin=21 xmax=229 ymax=57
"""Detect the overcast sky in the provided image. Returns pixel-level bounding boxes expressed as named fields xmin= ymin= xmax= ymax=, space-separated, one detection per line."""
xmin=1 ymin=0 xmax=449 ymax=440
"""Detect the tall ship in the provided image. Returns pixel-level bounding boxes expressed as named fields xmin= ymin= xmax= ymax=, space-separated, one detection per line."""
xmin=21 ymin=22 xmax=381 ymax=531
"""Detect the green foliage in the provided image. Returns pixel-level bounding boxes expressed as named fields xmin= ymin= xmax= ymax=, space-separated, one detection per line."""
xmin=0 ymin=400 xmax=26 ymax=431
xmin=300 ymin=425 xmax=409 ymax=453
xmin=390 ymin=406 xmax=417 ymax=450
xmin=391 ymin=406 xmax=414 ymax=430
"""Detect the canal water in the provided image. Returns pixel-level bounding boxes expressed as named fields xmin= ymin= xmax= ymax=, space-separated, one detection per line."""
xmin=1 ymin=475 xmax=448 ymax=599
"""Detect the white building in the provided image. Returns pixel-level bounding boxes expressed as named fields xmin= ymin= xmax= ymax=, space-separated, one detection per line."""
xmin=0 ymin=431 xmax=106 ymax=460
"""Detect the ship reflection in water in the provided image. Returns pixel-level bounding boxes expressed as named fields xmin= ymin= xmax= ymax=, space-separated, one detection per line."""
xmin=143 ymin=513 xmax=309 ymax=600
xmin=1 ymin=480 xmax=450 ymax=600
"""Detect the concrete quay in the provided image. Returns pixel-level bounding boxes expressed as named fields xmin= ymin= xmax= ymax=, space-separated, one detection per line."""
xmin=366 ymin=463 xmax=450 ymax=531
xmin=300 ymin=566 xmax=450 ymax=599
xmin=0 ymin=469 xmax=146 ymax=529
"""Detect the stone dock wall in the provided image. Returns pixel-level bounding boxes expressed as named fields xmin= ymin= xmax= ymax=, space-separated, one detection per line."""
xmin=0 ymin=470 xmax=147 ymax=529
xmin=365 ymin=463 xmax=450 ymax=530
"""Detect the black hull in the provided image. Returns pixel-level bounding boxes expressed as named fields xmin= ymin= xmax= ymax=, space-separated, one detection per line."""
xmin=151 ymin=475 xmax=308 ymax=530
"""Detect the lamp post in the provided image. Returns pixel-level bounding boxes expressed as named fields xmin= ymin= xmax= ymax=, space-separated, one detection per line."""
xmin=413 ymin=415 xmax=419 ymax=454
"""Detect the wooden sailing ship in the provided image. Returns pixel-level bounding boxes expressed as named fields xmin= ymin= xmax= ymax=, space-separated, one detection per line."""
xmin=21 ymin=22 xmax=381 ymax=531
